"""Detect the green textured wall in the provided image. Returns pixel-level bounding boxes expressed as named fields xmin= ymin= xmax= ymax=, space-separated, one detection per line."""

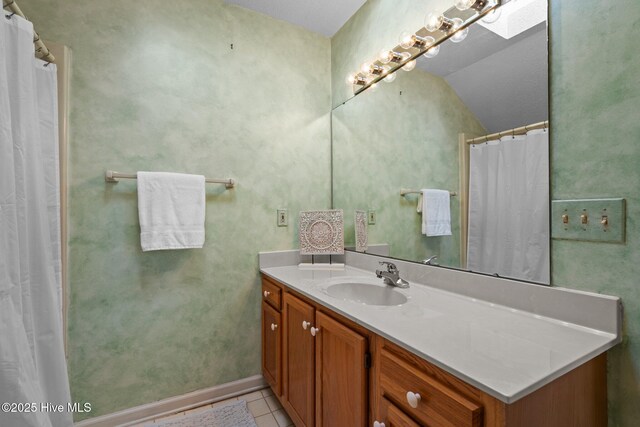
xmin=332 ymin=70 xmax=485 ymax=265
xmin=24 ymin=0 xmax=330 ymax=420
xmin=549 ymin=1 xmax=640 ymax=425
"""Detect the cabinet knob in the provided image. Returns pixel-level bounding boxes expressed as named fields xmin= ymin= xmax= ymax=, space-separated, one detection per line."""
xmin=373 ymin=422 xmax=386 ymax=427
xmin=406 ymin=391 xmax=421 ymax=408
xmin=302 ymin=321 xmax=310 ymax=330
xmin=270 ymin=323 xmax=278 ymax=331
xmin=263 ymin=290 xmax=270 ymax=298
xmin=310 ymin=327 xmax=320 ymax=336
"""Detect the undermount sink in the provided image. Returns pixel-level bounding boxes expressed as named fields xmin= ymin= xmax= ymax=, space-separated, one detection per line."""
xmin=323 ymin=279 xmax=408 ymax=306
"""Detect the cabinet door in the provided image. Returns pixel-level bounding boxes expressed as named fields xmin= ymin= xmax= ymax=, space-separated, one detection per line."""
xmin=283 ymin=293 xmax=315 ymax=427
xmin=315 ymin=311 xmax=367 ymax=427
xmin=262 ymin=301 xmax=281 ymax=396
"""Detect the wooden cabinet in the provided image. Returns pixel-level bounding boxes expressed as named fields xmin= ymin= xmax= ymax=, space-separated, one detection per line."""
xmin=315 ymin=311 xmax=367 ymax=427
xmin=262 ymin=301 xmax=281 ymax=395
xmin=262 ymin=275 xmax=607 ymax=427
xmin=377 ymin=342 xmax=482 ymax=427
xmin=261 ymin=276 xmax=284 ymax=396
xmin=283 ymin=292 xmax=316 ymax=427
xmin=373 ymin=338 xmax=606 ymax=427
xmin=261 ymin=279 xmax=369 ymax=427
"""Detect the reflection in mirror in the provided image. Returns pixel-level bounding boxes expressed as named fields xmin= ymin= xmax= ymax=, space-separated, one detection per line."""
xmin=332 ymin=0 xmax=549 ymax=284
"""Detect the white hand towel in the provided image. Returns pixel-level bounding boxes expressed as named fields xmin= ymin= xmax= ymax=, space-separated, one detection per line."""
xmin=137 ymin=171 xmax=206 ymax=251
xmin=421 ymin=189 xmax=452 ymax=236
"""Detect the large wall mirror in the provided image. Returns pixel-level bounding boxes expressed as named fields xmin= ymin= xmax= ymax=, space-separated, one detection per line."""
xmin=332 ymin=0 xmax=550 ymax=284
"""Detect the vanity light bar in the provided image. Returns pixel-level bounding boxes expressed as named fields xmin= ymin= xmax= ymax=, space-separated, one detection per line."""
xmin=349 ymin=0 xmax=501 ymax=95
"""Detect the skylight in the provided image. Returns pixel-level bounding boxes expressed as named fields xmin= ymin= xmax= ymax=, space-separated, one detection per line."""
xmin=478 ymin=0 xmax=547 ymax=39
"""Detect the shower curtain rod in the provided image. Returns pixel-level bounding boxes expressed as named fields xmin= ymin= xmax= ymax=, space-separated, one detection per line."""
xmin=2 ymin=0 xmax=55 ymax=63
xmin=466 ymin=120 xmax=549 ymax=145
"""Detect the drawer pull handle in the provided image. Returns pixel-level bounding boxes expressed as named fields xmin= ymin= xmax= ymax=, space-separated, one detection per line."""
xmin=263 ymin=290 xmax=271 ymax=298
xmin=310 ymin=327 xmax=320 ymax=336
xmin=373 ymin=422 xmax=386 ymax=427
xmin=270 ymin=323 xmax=278 ymax=331
xmin=406 ymin=391 xmax=421 ymax=408
xmin=302 ymin=321 xmax=310 ymax=330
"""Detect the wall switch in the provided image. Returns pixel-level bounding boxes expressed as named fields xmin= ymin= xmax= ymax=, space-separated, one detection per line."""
xmin=277 ymin=209 xmax=288 ymax=227
xmin=368 ymin=210 xmax=376 ymax=225
xmin=552 ymin=198 xmax=625 ymax=243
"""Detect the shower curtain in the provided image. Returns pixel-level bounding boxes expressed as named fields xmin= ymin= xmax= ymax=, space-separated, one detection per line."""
xmin=467 ymin=129 xmax=550 ymax=284
xmin=0 ymin=12 xmax=73 ymax=427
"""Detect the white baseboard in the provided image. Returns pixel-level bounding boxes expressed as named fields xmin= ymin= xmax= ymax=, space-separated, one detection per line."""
xmin=75 ymin=375 xmax=267 ymax=427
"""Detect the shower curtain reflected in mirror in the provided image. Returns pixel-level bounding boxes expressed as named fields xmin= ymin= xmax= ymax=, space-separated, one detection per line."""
xmin=467 ymin=129 xmax=550 ymax=284
xmin=1 ymin=12 xmax=72 ymax=427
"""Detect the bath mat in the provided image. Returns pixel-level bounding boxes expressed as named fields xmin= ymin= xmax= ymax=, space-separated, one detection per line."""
xmin=146 ymin=400 xmax=257 ymax=427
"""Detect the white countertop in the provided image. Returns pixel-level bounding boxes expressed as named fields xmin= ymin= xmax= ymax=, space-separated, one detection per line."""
xmin=260 ymin=264 xmax=619 ymax=404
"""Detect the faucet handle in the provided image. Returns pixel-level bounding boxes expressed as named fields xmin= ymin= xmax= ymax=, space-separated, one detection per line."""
xmin=378 ymin=261 xmax=397 ymax=273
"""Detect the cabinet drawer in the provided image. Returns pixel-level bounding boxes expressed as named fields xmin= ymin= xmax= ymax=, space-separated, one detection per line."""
xmin=262 ymin=278 xmax=282 ymax=310
xmin=378 ymin=397 xmax=420 ymax=427
xmin=379 ymin=349 xmax=483 ymax=427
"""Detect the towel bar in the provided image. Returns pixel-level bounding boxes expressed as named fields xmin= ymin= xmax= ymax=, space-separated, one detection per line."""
xmin=400 ymin=189 xmax=457 ymax=197
xmin=105 ymin=170 xmax=235 ymax=189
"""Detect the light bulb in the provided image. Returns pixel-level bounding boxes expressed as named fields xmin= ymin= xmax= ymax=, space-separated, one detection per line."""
xmin=454 ymin=0 xmax=475 ymax=11
xmin=450 ymin=18 xmax=469 ymax=43
xmin=423 ymin=36 xmax=436 ymax=48
xmin=402 ymin=59 xmax=416 ymax=72
xmin=346 ymin=73 xmax=365 ymax=86
xmin=399 ymin=31 xmax=415 ymax=49
xmin=379 ymin=49 xmax=393 ymax=64
xmin=482 ymin=7 xmax=502 ymax=24
xmin=380 ymin=50 xmax=409 ymax=64
xmin=424 ymin=44 xmax=440 ymax=58
xmin=425 ymin=10 xmax=444 ymax=32
xmin=360 ymin=62 xmax=372 ymax=74
xmin=383 ymin=70 xmax=396 ymax=83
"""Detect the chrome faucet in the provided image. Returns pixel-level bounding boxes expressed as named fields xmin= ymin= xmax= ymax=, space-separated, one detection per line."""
xmin=376 ymin=261 xmax=410 ymax=288
xmin=422 ymin=255 xmax=438 ymax=265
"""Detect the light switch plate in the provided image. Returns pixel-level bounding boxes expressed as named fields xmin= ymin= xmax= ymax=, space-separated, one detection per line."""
xmin=551 ymin=198 xmax=625 ymax=243
xmin=277 ymin=209 xmax=288 ymax=227
xmin=368 ymin=210 xmax=376 ymax=225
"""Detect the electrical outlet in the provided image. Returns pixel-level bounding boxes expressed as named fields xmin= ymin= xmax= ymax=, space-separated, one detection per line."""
xmin=277 ymin=209 xmax=288 ymax=227
xmin=368 ymin=210 xmax=376 ymax=225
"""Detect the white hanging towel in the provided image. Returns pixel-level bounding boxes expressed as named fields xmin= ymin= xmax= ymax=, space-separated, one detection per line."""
xmin=137 ymin=172 xmax=206 ymax=251
xmin=421 ymin=189 xmax=452 ymax=236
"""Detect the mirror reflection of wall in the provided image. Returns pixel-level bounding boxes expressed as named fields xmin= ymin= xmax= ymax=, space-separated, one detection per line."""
xmin=333 ymin=70 xmax=484 ymax=267
xmin=332 ymin=0 xmax=550 ymax=283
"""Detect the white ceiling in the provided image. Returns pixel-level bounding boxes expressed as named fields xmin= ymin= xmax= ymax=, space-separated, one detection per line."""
xmin=224 ymin=0 xmax=367 ymax=37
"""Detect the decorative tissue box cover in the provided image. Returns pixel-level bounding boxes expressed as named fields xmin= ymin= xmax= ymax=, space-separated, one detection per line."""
xmin=299 ymin=210 xmax=344 ymax=255
xmin=355 ymin=210 xmax=368 ymax=253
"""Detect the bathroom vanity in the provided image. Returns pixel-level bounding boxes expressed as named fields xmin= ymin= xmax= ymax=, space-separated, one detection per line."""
xmin=259 ymin=252 xmax=621 ymax=427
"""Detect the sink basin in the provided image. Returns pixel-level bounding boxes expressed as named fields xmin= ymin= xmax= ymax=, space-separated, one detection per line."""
xmin=324 ymin=280 xmax=408 ymax=306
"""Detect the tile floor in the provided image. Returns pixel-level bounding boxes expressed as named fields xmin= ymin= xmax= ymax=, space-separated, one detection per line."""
xmin=131 ymin=387 xmax=293 ymax=427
